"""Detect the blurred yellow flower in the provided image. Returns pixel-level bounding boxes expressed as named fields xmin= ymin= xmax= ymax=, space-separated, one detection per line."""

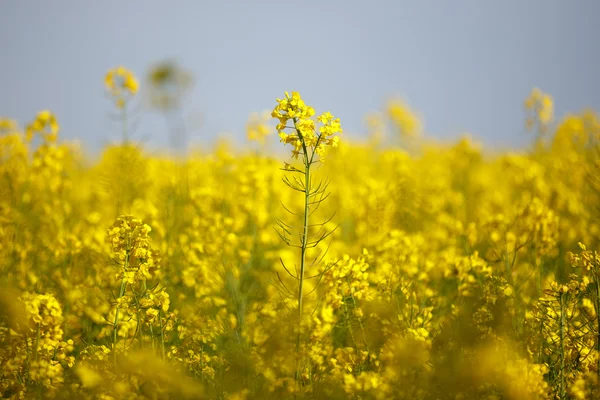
xmin=386 ymin=98 xmax=423 ymax=138
xmin=525 ymin=87 xmax=554 ymax=131
xmin=246 ymin=111 xmax=272 ymax=144
xmin=105 ymin=66 xmax=139 ymax=108
xmin=26 ymin=110 xmax=59 ymax=142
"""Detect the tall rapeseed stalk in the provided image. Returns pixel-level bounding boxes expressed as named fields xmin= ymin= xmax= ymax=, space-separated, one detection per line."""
xmin=271 ymin=91 xmax=342 ymax=385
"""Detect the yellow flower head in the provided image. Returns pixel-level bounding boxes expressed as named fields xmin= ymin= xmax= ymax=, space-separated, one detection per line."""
xmin=105 ymin=66 xmax=139 ymax=108
xmin=26 ymin=110 xmax=59 ymax=143
xmin=0 ymin=118 xmax=18 ymax=134
xmin=272 ymin=91 xmax=342 ymax=158
xmin=525 ymin=87 xmax=553 ymax=129
xmin=106 ymin=215 xmax=160 ymax=283
xmin=146 ymin=60 xmax=193 ymax=111
xmin=246 ymin=111 xmax=272 ymax=144
xmin=386 ymin=98 xmax=422 ymax=138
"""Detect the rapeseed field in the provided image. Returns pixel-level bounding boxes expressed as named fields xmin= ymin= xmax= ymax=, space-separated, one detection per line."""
xmin=1 ymin=67 xmax=600 ymax=399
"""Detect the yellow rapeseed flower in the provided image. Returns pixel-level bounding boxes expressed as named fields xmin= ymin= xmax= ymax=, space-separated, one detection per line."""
xmin=386 ymin=98 xmax=423 ymax=138
xmin=25 ymin=110 xmax=59 ymax=142
xmin=272 ymin=91 xmax=341 ymax=158
xmin=104 ymin=66 xmax=139 ymax=108
xmin=525 ymin=87 xmax=554 ymax=130
xmin=246 ymin=111 xmax=272 ymax=144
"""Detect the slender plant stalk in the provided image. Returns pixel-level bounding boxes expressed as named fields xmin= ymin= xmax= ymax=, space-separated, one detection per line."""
xmin=595 ymin=272 xmax=600 ymax=379
xmin=342 ymin=300 xmax=357 ymax=350
xmin=33 ymin=323 xmax=40 ymax=361
xmin=142 ymin=280 xmax=157 ymax=355
xmin=113 ymin=278 xmax=126 ymax=367
xmin=159 ymin=311 xmax=166 ymax=361
xmin=296 ymin=159 xmax=310 ymax=347
xmin=295 ymin=119 xmax=311 ymax=383
xmin=113 ymin=245 xmax=129 ymax=367
xmin=273 ymin=94 xmax=341 ymax=388
xmin=559 ymin=292 xmax=566 ymax=400
xmin=25 ymin=336 xmax=32 ymax=387
xmin=133 ymin=290 xmax=144 ymax=350
xmin=200 ymin=346 xmax=205 ymax=382
xmin=122 ymin=105 xmax=129 ymax=144
xmin=350 ymin=294 xmax=369 ymax=349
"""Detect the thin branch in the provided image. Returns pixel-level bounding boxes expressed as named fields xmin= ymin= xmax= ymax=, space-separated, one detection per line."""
xmin=280 ymin=258 xmax=299 ymax=280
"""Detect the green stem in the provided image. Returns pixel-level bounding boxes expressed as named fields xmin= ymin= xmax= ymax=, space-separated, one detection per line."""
xmin=113 ymin=244 xmax=129 ymax=367
xmin=200 ymin=345 xmax=205 ymax=382
xmin=122 ymin=105 xmax=129 ymax=144
xmin=113 ymin=278 xmax=126 ymax=367
xmin=293 ymin=117 xmax=312 ymax=386
xmin=25 ymin=337 xmax=31 ymax=386
xmin=559 ymin=292 xmax=566 ymax=400
xmin=595 ymin=272 xmax=600 ymax=379
xmin=142 ymin=280 xmax=157 ymax=355
xmin=159 ymin=311 xmax=166 ymax=361
xmin=295 ymin=157 xmax=310 ymax=382
xmin=342 ymin=299 xmax=357 ymax=350
xmin=33 ymin=323 xmax=40 ymax=364
xmin=350 ymin=293 xmax=369 ymax=350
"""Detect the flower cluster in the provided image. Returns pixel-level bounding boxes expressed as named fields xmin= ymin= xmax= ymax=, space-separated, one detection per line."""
xmin=26 ymin=110 xmax=59 ymax=143
xmin=525 ymin=87 xmax=554 ymax=132
xmin=246 ymin=111 xmax=272 ymax=144
xmin=0 ymin=293 xmax=74 ymax=397
xmin=386 ymin=98 xmax=422 ymax=138
xmin=104 ymin=66 xmax=139 ymax=108
xmin=146 ymin=60 xmax=193 ymax=111
xmin=568 ymin=243 xmax=600 ymax=280
xmin=0 ymin=118 xmax=18 ymax=134
xmin=106 ymin=215 xmax=160 ymax=283
xmin=272 ymin=91 xmax=342 ymax=158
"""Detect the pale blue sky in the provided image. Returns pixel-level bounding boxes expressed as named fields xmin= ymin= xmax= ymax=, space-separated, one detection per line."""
xmin=1 ymin=0 xmax=599 ymax=151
